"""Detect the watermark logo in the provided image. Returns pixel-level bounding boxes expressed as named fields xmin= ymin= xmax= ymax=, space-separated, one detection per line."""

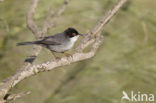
xmin=122 ymin=91 xmax=155 ymax=102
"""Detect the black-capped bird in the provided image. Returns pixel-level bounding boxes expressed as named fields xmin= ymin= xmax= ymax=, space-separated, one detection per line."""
xmin=17 ymin=28 xmax=83 ymax=59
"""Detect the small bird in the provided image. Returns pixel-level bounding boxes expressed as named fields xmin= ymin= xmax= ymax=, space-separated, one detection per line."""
xmin=17 ymin=28 xmax=83 ymax=59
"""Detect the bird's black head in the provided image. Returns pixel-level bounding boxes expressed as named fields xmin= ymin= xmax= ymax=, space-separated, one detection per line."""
xmin=64 ymin=28 xmax=82 ymax=37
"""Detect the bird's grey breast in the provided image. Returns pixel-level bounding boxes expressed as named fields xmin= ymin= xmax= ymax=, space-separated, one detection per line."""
xmin=47 ymin=33 xmax=73 ymax=52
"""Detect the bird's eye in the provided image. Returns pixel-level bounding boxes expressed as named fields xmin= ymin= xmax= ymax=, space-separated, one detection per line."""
xmin=72 ymin=33 xmax=76 ymax=36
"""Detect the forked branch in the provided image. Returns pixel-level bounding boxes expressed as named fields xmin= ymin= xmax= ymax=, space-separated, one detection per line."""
xmin=0 ymin=0 xmax=70 ymax=102
xmin=0 ymin=0 xmax=127 ymax=102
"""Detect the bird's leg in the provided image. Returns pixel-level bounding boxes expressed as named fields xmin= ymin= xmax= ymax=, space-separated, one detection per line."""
xmin=63 ymin=52 xmax=72 ymax=57
xmin=51 ymin=51 xmax=60 ymax=59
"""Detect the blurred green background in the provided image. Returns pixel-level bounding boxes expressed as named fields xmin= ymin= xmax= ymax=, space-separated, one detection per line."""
xmin=0 ymin=0 xmax=156 ymax=103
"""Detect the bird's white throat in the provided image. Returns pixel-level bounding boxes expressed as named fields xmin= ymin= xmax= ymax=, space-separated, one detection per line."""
xmin=70 ymin=35 xmax=79 ymax=43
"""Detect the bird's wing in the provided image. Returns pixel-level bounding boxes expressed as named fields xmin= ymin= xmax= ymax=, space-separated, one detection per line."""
xmin=39 ymin=36 xmax=62 ymax=45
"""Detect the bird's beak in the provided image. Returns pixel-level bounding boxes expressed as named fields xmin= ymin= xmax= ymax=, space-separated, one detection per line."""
xmin=79 ymin=33 xmax=83 ymax=36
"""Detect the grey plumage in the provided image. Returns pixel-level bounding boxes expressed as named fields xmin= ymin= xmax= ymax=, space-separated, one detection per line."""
xmin=17 ymin=41 xmax=40 ymax=45
xmin=17 ymin=28 xmax=82 ymax=53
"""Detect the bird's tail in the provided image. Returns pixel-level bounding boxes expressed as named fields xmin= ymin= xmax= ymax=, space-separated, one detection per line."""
xmin=16 ymin=41 xmax=39 ymax=46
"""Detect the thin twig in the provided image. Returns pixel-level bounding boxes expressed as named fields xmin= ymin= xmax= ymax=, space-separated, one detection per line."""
xmin=5 ymin=91 xmax=31 ymax=101
xmin=26 ymin=0 xmax=41 ymax=38
xmin=42 ymin=0 xmax=70 ymax=35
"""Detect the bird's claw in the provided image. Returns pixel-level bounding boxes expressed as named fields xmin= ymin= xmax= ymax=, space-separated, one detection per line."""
xmin=65 ymin=53 xmax=72 ymax=57
xmin=55 ymin=57 xmax=61 ymax=60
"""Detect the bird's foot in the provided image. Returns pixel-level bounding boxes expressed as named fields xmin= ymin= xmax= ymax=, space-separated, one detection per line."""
xmin=55 ymin=57 xmax=61 ymax=60
xmin=65 ymin=53 xmax=72 ymax=57
xmin=51 ymin=51 xmax=61 ymax=60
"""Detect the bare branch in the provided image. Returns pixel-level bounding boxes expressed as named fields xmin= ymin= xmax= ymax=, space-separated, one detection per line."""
xmin=0 ymin=34 xmax=103 ymax=95
xmin=4 ymin=91 xmax=31 ymax=102
xmin=26 ymin=0 xmax=41 ymax=38
xmin=76 ymin=0 xmax=127 ymax=52
xmin=25 ymin=0 xmax=70 ymax=64
xmin=42 ymin=5 xmax=54 ymax=34
xmin=0 ymin=0 xmax=70 ymax=101
xmin=0 ymin=0 xmax=127 ymax=102
xmin=27 ymin=35 xmax=104 ymax=74
xmin=42 ymin=0 xmax=70 ymax=35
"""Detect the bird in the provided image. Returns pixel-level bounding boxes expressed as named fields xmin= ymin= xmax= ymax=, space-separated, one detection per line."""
xmin=17 ymin=28 xmax=83 ymax=59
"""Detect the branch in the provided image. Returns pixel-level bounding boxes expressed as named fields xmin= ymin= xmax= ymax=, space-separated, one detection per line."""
xmin=0 ymin=92 xmax=31 ymax=103
xmin=18 ymin=35 xmax=104 ymax=76
xmin=26 ymin=0 xmax=41 ymax=38
xmin=0 ymin=0 xmax=70 ymax=102
xmin=0 ymin=0 xmax=127 ymax=102
xmin=4 ymin=92 xmax=31 ymax=102
xmin=42 ymin=0 xmax=70 ymax=35
xmin=25 ymin=0 xmax=70 ymax=64
xmin=76 ymin=0 xmax=127 ymax=52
